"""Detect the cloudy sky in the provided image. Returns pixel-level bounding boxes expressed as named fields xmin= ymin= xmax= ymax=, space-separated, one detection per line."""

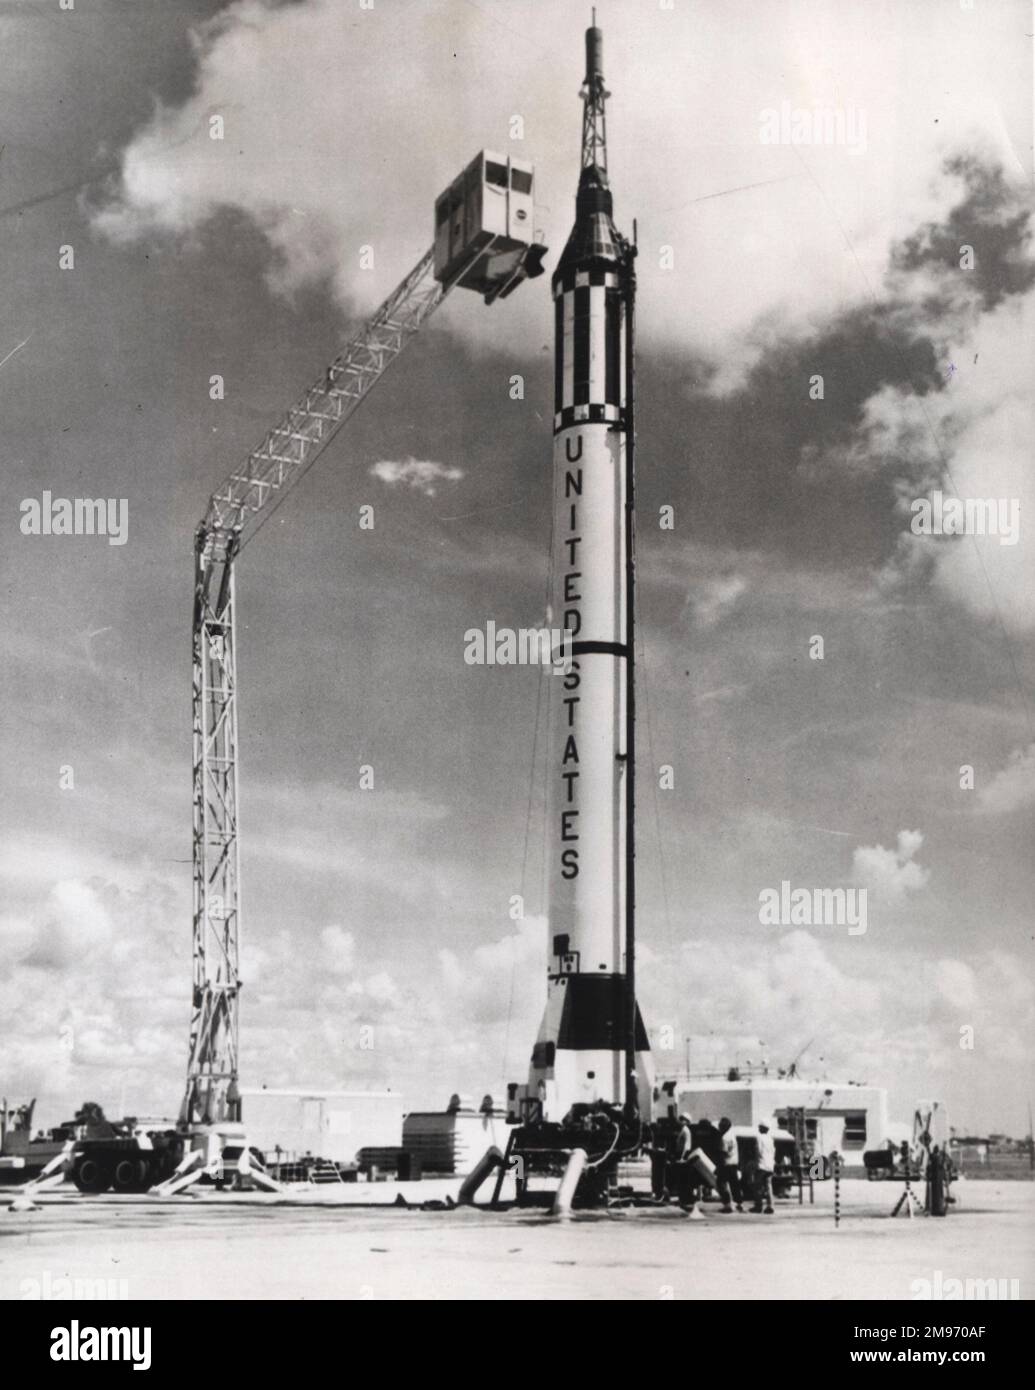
xmin=2 ymin=0 xmax=1032 ymax=1136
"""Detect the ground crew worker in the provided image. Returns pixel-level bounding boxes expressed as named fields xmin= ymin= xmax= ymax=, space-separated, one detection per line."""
xmin=623 ymin=1070 xmax=639 ymax=1123
xmin=647 ymin=1122 xmax=669 ymax=1201
xmin=696 ymin=1117 xmax=722 ymax=1205
xmin=672 ymin=1112 xmax=698 ymax=1212
xmin=752 ymin=1121 xmax=775 ymax=1214
xmin=717 ymin=1116 xmax=743 ymax=1212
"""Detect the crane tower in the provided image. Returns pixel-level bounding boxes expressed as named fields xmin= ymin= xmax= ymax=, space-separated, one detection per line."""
xmin=182 ymin=153 xmax=546 ymax=1147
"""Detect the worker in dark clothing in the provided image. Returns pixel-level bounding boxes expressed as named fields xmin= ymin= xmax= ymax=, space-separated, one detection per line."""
xmin=697 ymin=1117 xmax=721 ymax=1164
xmin=646 ymin=1123 xmax=669 ymax=1201
xmin=696 ymin=1117 xmax=722 ymax=1206
xmin=623 ymin=1069 xmax=640 ymax=1124
xmin=716 ymin=1116 xmax=744 ymax=1212
xmin=672 ymin=1113 xmax=699 ymax=1212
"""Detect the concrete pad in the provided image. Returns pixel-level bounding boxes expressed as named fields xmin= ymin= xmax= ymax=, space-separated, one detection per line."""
xmin=0 ymin=1178 xmax=1030 ymax=1300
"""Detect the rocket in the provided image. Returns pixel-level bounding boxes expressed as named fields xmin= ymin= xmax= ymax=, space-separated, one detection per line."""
xmin=524 ymin=20 xmax=653 ymax=1122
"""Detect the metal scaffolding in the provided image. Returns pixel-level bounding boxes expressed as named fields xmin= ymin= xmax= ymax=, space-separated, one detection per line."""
xmin=182 ymin=248 xmax=448 ymax=1126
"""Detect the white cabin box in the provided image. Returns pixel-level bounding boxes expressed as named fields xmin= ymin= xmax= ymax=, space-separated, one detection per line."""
xmin=434 ymin=150 xmax=536 ymax=298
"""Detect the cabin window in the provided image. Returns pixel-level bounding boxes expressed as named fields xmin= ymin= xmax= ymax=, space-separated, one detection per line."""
xmin=435 ymin=197 xmax=449 ymax=227
xmin=485 ymin=160 xmax=508 ymax=188
xmin=511 ymin=167 xmax=532 ymax=194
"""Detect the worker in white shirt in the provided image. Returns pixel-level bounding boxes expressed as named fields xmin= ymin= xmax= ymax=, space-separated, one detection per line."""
xmin=716 ymin=1116 xmax=743 ymax=1212
xmin=752 ymin=1122 xmax=776 ymax=1214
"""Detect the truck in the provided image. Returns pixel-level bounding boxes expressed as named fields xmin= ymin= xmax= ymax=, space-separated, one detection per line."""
xmin=69 ymin=1114 xmax=185 ymax=1194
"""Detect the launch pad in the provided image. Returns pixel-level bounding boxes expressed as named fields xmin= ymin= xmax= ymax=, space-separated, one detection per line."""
xmin=4 ymin=1174 xmax=1013 ymax=1304
xmin=495 ymin=1108 xmax=647 ymax=1210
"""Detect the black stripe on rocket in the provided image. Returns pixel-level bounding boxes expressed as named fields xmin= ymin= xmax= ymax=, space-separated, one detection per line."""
xmin=553 ymin=268 xmax=627 ymax=433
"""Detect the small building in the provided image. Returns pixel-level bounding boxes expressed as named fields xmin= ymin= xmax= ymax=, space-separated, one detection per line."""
xmin=403 ymin=1095 xmax=509 ymax=1175
xmin=655 ymin=1074 xmax=891 ymax=1166
xmin=240 ymin=1088 xmax=403 ymax=1166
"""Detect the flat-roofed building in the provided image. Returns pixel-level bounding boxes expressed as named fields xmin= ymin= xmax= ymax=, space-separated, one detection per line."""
xmin=240 ymin=1087 xmax=403 ymax=1165
xmin=654 ymin=1074 xmax=891 ymax=1165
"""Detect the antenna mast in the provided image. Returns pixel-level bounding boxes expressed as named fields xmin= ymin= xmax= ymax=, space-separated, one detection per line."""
xmin=581 ymin=10 xmax=610 ymax=172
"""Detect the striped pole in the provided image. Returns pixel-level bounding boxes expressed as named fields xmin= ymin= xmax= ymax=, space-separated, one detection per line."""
xmin=833 ymin=1151 xmax=841 ymax=1228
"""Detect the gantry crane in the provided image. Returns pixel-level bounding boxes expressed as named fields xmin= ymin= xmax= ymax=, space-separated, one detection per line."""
xmin=178 ymin=151 xmax=546 ymax=1178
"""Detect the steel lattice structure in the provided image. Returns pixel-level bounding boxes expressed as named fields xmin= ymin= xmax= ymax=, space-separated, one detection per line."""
xmin=183 ymin=248 xmax=450 ymax=1127
xmin=581 ymin=24 xmax=609 ymax=173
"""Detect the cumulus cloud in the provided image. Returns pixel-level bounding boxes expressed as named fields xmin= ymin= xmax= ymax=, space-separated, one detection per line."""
xmin=976 ymin=742 xmax=1035 ymax=814
xmin=88 ymin=1 xmax=1033 ymax=634
xmin=438 ymin=914 xmax=546 ymax=1030
xmin=925 ymin=951 xmax=1034 ymax=1069
xmin=678 ymin=928 xmax=882 ymax=1035
xmin=928 ymin=405 xmax=1035 ymax=634
xmin=319 ymin=925 xmax=356 ymax=975
xmin=639 ymin=148 xmax=1035 ymax=642
xmin=91 ymin=0 xmax=1028 ymax=359
xmin=935 ymin=959 xmax=976 ymax=1011
xmin=691 ymin=573 xmax=747 ymax=629
xmin=873 ymin=284 xmax=1035 ymax=633
xmin=852 ymin=829 xmax=930 ymax=901
xmin=639 ymin=930 xmax=886 ymax=1087
xmin=239 ymin=912 xmax=548 ymax=1106
xmin=370 ymin=458 xmax=463 ymax=496
xmin=0 ymin=860 xmax=187 ymax=1125
xmin=20 ymin=879 xmax=114 ymax=971
xmin=642 ymin=931 xmax=1035 ymax=1126
xmin=346 ymin=969 xmax=401 ymax=1007
xmin=891 ymin=156 xmax=1035 ymax=313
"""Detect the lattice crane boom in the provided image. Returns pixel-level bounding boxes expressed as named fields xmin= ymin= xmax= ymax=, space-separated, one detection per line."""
xmin=183 ymin=248 xmax=449 ymax=1128
xmin=199 ymin=248 xmax=441 ymax=554
xmin=183 ymin=152 xmax=546 ymax=1130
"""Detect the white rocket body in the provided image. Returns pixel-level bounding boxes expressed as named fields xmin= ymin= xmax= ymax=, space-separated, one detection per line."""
xmin=523 ymin=82 xmax=652 ymax=1120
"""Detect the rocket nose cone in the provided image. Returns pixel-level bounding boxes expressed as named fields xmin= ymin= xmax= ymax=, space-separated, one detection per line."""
xmin=555 ymin=166 xmax=622 ymax=275
xmin=556 ymin=210 xmax=622 ymax=275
